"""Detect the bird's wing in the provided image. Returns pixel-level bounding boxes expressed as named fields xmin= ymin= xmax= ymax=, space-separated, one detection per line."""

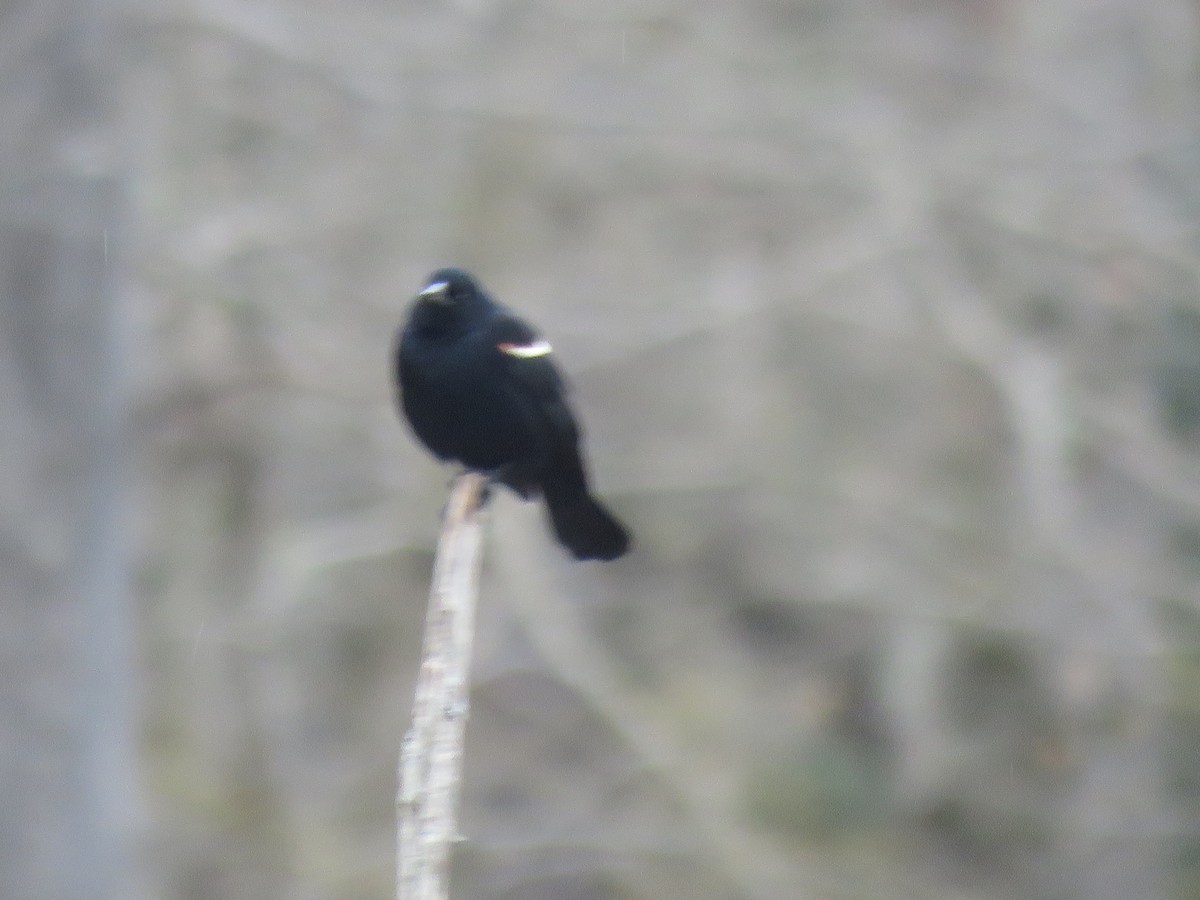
xmin=484 ymin=311 xmax=582 ymax=458
xmin=485 ymin=312 xmax=568 ymax=401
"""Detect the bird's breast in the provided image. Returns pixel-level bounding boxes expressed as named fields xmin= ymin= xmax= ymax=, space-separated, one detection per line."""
xmin=400 ymin=329 xmax=545 ymax=471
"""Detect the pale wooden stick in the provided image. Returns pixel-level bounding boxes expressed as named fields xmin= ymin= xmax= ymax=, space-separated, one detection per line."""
xmin=397 ymin=472 xmax=488 ymax=900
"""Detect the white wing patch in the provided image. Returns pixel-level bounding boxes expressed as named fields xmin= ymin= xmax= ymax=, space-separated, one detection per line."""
xmin=498 ymin=339 xmax=553 ymax=359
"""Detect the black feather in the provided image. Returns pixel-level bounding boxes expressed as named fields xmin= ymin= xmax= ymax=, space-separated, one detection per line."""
xmin=395 ymin=268 xmax=630 ymax=561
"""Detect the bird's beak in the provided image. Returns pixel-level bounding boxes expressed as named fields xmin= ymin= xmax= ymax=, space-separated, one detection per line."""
xmin=419 ymin=281 xmax=450 ymax=303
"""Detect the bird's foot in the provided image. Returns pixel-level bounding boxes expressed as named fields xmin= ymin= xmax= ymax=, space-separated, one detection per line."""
xmin=455 ymin=467 xmax=496 ymax=507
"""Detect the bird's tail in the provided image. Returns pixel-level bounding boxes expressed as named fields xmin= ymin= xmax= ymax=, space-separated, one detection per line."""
xmin=541 ymin=455 xmax=630 ymax=561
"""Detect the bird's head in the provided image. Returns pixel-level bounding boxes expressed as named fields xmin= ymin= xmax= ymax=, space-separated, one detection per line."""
xmin=409 ymin=267 xmax=492 ymax=336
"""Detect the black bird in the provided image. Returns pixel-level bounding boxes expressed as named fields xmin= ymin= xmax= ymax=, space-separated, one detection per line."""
xmin=395 ymin=268 xmax=630 ymax=560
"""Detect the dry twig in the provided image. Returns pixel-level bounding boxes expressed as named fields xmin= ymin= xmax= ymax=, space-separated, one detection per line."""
xmin=397 ymin=472 xmax=487 ymax=900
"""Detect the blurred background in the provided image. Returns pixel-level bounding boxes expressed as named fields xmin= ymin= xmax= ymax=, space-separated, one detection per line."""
xmin=4 ymin=0 xmax=1200 ymax=898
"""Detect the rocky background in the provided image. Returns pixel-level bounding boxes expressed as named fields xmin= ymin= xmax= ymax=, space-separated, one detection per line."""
xmin=4 ymin=0 xmax=1200 ymax=898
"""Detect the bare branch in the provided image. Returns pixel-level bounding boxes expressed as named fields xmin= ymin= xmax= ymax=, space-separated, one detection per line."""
xmin=397 ymin=472 xmax=487 ymax=900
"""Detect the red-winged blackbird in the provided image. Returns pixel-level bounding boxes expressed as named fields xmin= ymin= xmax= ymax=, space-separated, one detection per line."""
xmin=395 ymin=268 xmax=630 ymax=561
